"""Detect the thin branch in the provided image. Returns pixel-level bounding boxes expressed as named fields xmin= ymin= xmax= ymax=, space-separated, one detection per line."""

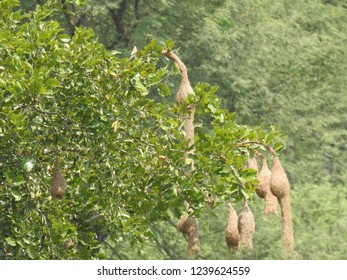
xmin=255 ymin=150 xmax=265 ymax=159
xmin=238 ymin=141 xmax=275 ymax=156
xmin=268 ymin=74 xmax=295 ymax=91
xmin=134 ymin=0 xmax=140 ymax=20
xmin=229 ymin=165 xmax=246 ymax=189
xmin=61 ymin=0 xmax=76 ymax=35
xmin=103 ymin=240 xmax=129 ymax=260
xmin=32 ymin=106 xmax=59 ymax=115
xmin=108 ymin=0 xmax=130 ymax=45
xmin=152 ymin=224 xmax=178 ymax=259
xmin=86 ymin=214 xmax=104 ymax=223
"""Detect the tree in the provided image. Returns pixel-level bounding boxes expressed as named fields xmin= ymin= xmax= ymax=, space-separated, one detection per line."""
xmin=0 ymin=0 xmax=285 ymax=259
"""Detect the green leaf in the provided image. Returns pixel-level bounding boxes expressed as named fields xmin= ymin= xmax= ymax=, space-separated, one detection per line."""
xmin=66 ymin=0 xmax=87 ymax=6
xmin=158 ymin=83 xmax=171 ymax=97
xmin=11 ymin=190 xmax=22 ymax=201
xmin=6 ymin=237 xmax=16 ymax=247
xmin=207 ymin=103 xmax=216 ymax=114
xmin=173 ymin=62 xmax=180 ymax=74
xmin=165 ymin=39 xmax=175 ymax=50
xmin=12 ymin=175 xmax=25 ymax=186
xmin=45 ymin=78 xmax=61 ymax=88
xmin=219 ymin=166 xmax=230 ymax=174
xmin=185 ymin=157 xmax=193 ymax=165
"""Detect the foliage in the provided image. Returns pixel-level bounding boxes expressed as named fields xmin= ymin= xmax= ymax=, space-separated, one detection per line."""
xmin=0 ymin=1 xmax=283 ymax=259
xmin=5 ymin=0 xmax=347 ymax=260
xmin=18 ymin=0 xmax=346 ymax=186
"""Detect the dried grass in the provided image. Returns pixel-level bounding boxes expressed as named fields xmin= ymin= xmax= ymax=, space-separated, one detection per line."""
xmin=237 ymin=201 xmax=255 ymax=251
xmin=269 ymin=156 xmax=294 ymax=251
xmin=279 ymin=196 xmax=295 ymax=251
xmin=269 ymin=156 xmax=290 ymax=199
xmin=50 ymin=157 xmax=67 ymax=200
xmin=161 ymin=50 xmax=194 ymax=104
xmin=63 ymin=239 xmax=74 ymax=250
xmin=257 ymin=157 xmax=278 ymax=216
xmin=177 ymin=213 xmax=200 ymax=257
xmin=163 ymin=50 xmax=200 ymax=256
xmin=225 ymin=202 xmax=240 ymax=253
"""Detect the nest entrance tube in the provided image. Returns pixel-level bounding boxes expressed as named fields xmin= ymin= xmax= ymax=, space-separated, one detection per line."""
xmin=177 ymin=213 xmax=200 ymax=257
xmin=270 ymin=156 xmax=295 ymax=252
xmin=161 ymin=50 xmax=196 ymax=148
xmin=162 ymin=50 xmax=200 ymax=257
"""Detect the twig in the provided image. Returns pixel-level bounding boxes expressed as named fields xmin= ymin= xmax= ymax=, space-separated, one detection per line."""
xmin=32 ymin=106 xmax=59 ymax=115
xmin=238 ymin=141 xmax=275 ymax=156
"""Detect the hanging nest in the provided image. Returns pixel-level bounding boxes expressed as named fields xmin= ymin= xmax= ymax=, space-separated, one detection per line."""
xmin=162 ymin=49 xmax=195 ymax=147
xmin=225 ymin=202 xmax=240 ymax=253
xmin=183 ymin=107 xmax=196 ymax=147
xmin=278 ymin=196 xmax=295 ymax=251
xmin=50 ymin=157 xmax=67 ymax=200
xmin=269 ymin=156 xmax=294 ymax=251
xmin=257 ymin=157 xmax=278 ymax=216
xmin=163 ymin=50 xmax=200 ymax=257
xmin=63 ymin=239 xmax=74 ymax=250
xmin=177 ymin=213 xmax=200 ymax=257
xmin=161 ymin=50 xmax=194 ymax=104
xmin=269 ymin=156 xmax=290 ymax=199
xmin=237 ymin=200 xmax=255 ymax=252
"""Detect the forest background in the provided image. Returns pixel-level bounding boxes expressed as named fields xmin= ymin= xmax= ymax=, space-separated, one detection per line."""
xmin=1 ymin=0 xmax=347 ymax=260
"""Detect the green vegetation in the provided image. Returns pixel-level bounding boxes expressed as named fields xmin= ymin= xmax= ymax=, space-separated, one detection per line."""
xmin=1 ymin=0 xmax=346 ymax=260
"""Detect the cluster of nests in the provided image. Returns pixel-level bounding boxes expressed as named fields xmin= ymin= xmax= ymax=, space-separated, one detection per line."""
xmin=50 ymin=153 xmax=294 ymax=256
xmin=176 ymin=155 xmax=294 ymax=257
xmin=225 ymin=155 xmax=294 ymax=254
xmin=161 ymin=49 xmax=294 ymax=257
xmin=49 ymin=49 xmax=294 ymax=257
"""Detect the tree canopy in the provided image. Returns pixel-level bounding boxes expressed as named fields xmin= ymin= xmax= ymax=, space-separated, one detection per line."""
xmin=1 ymin=0 xmax=347 ymax=260
xmin=0 ymin=0 xmax=286 ymax=259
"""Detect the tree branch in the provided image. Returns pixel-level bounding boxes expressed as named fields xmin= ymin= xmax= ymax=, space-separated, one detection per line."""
xmin=32 ymin=106 xmax=59 ymax=115
xmin=108 ymin=0 xmax=130 ymax=45
xmin=61 ymin=0 xmax=86 ymax=36
xmin=61 ymin=0 xmax=76 ymax=35
xmin=134 ymin=0 xmax=140 ymax=20
xmin=103 ymin=241 xmax=129 ymax=260
xmin=237 ymin=141 xmax=275 ymax=156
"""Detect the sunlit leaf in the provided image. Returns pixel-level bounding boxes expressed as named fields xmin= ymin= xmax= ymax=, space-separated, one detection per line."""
xmin=5 ymin=237 xmax=16 ymax=247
